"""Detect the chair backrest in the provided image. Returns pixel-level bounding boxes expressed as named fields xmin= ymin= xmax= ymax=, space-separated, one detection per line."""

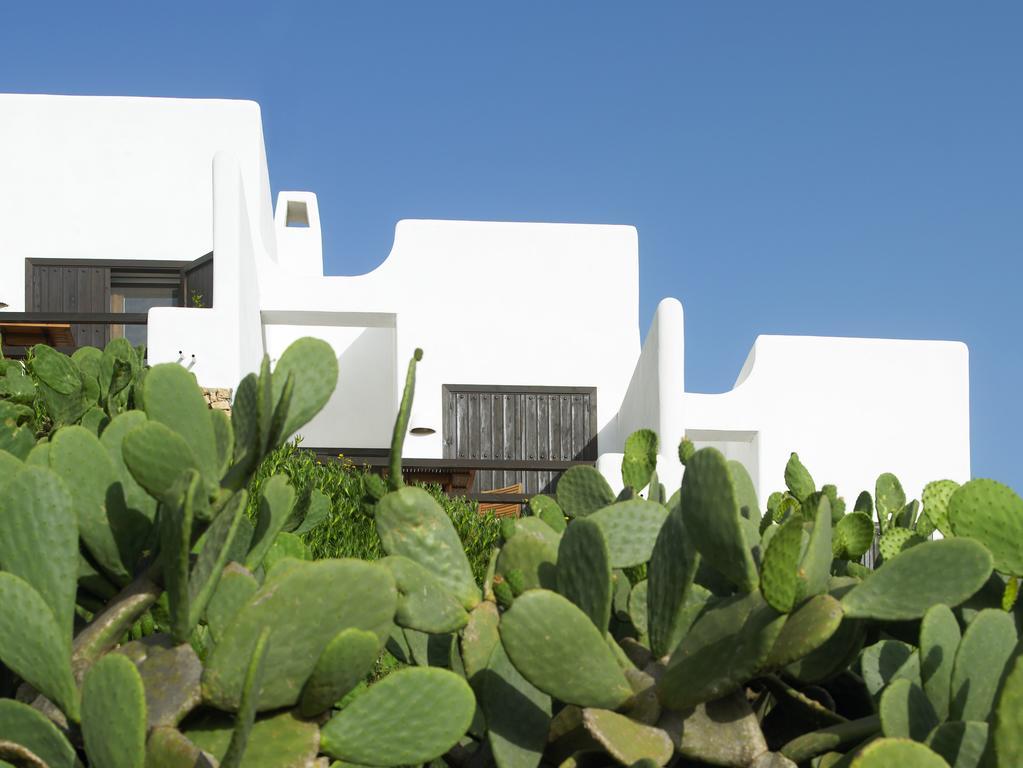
xmin=478 ymin=483 xmax=523 ymax=518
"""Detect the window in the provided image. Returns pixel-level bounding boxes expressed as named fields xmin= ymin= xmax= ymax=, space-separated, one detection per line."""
xmin=110 ymin=269 xmax=181 ymax=347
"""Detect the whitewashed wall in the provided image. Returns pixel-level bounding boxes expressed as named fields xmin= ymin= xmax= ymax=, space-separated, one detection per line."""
xmin=0 ymin=93 xmax=973 ymax=505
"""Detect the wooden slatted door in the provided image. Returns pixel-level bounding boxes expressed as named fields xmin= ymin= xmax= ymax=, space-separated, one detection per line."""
xmin=443 ymin=385 xmax=597 ymax=494
xmin=28 ymin=263 xmax=111 ymax=347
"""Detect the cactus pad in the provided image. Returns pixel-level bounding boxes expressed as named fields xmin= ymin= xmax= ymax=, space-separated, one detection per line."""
xmin=680 ymin=448 xmax=759 ymax=594
xmin=993 ymin=648 xmax=1023 ymax=767
xmin=659 ymin=591 xmax=785 ymax=711
xmin=918 ymin=604 xmax=960 ymax=721
xmin=461 ymin=601 xmax=501 ymax=681
xmin=763 ymin=594 xmax=844 ymax=669
xmin=861 ymin=640 xmax=920 ymax=699
xmin=921 ymin=480 xmax=959 ymax=538
xmin=269 ymin=337 xmax=339 ymax=441
xmin=556 ymin=517 xmax=613 ymax=630
xmin=0 ymin=466 xmax=77 ymax=647
xmin=784 ymin=452 xmax=816 ymax=502
xmin=925 ymin=721 xmax=989 ymax=768
xmin=948 ymin=607 xmax=1017 ymax=722
xmin=186 ymin=711 xmax=319 ymax=768
xmin=202 ymin=559 xmax=396 ymax=711
xmin=0 ymin=573 xmax=79 ymax=721
xmin=588 ymin=499 xmax=667 ymax=569
xmin=849 ymin=738 xmax=949 ymax=767
xmin=81 ymin=653 xmax=146 ymax=768
xmin=622 ymin=429 xmax=658 ymax=491
xmin=661 ymin=691 xmax=768 ymax=767
xmin=0 ymin=701 xmax=75 ymax=768
xmin=556 ymin=465 xmax=615 ymax=517
xmin=582 ymin=709 xmax=673 ymax=766
xmin=480 ymin=640 xmax=551 ymax=768
xmin=760 ymin=516 xmax=804 ymax=613
xmin=646 ymin=502 xmax=701 ymax=658
xmin=320 ymin=667 xmax=475 ymax=766
xmin=879 ymin=679 xmax=938 ymax=741
xmin=875 ymin=473 xmax=907 ymax=528
xmin=878 ymin=527 xmax=924 ymax=561
xmin=204 ymin=563 xmax=258 ymax=643
xmin=833 ymin=512 xmax=875 ymax=560
xmin=381 ymin=555 xmax=469 ymax=634
xmin=840 ymin=539 xmax=993 ymax=620
xmin=500 ymin=590 xmax=633 ymax=709
xmin=948 ymin=479 xmax=1023 ymax=576
xmin=142 ymin=363 xmax=219 ymax=488
xmin=376 ymin=486 xmax=481 ymax=610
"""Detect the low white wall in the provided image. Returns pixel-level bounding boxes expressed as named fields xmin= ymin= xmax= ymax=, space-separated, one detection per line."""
xmin=685 ymin=335 xmax=971 ymax=505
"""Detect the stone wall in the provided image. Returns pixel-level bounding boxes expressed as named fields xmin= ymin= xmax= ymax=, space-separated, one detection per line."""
xmin=202 ymin=387 xmax=233 ymax=414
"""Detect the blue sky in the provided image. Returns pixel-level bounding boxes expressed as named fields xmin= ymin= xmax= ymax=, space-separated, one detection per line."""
xmin=3 ymin=2 xmax=1020 ymax=492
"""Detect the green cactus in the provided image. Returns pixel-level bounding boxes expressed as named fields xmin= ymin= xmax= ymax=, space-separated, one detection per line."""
xmin=581 ymin=708 xmax=673 ymax=766
xmin=833 ymin=511 xmax=875 ymax=560
xmin=680 ymin=447 xmax=759 ymax=594
xmin=993 ymin=647 xmax=1023 ymax=767
xmin=0 ymin=572 xmax=80 ymax=720
xmin=918 ymin=604 xmax=960 ymax=722
xmin=646 ymin=501 xmax=701 ymax=659
xmin=658 ymin=590 xmax=785 ymax=711
xmin=622 ymin=429 xmax=658 ymax=492
xmin=220 ymin=627 xmax=270 ymax=768
xmin=556 ymin=517 xmax=613 ymax=630
xmin=186 ymin=710 xmax=319 ymax=767
xmin=925 ymin=721 xmax=989 ymax=768
xmin=202 ymin=559 xmax=396 ymax=711
xmin=879 ymin=527 xmax=925 ymax=561
xmin=879 ymin=679 xmax=938 ymax=741
xmin=500 ymin=590 xmax=633 ymax=709
xmin=588 ymin=499 xmax=668 ymax=568
xmin=479 ymin=640 xmax=551 ymax=768
xmin=0 ymin=700 xmax=76 ymax=768
xmin=875 ymin=473 xmax=906 ymax=533
xmin=81 ymin=652 xmax=146 ymax=768
xmin=948 ymin=608 xmax=1017 ymax=722
xmin=320 ymin=667 xmax=476 ymax=765
xmin=556 ymin=465 xmax=615 ymax=518
xmin=848 ymin=738 xmax=949 ymax=767
xmin=760 ymin=516 xmax=804 ymax=613
xmin=376 ymin=486 xmax=482 ymax=610
xmin=920 ymin=480 xmax=958 ymax=538
xmin=382 ymin=555 xmax=469 ymax=634
xmin=763 ymin=594 xmax=843 ymax=669
xmin=840 ymin=540 xmax=993 ymax=621
xmin=784 ymin=452 xmax=816 ymax=503
xmin=948 ymin=479 xmax=1023 ymax=577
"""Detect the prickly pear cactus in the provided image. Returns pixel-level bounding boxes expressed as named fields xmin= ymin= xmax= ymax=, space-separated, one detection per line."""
xmin=0 ymin=340 xmax=1018 ymax=768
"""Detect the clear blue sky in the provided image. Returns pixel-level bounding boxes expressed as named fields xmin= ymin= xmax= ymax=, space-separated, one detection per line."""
xmin=4 ymin=2 xmax=1020 ymax=493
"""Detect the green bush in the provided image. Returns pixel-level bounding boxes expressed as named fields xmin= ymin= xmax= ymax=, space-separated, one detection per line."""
xmin=247 ymin=440 xmax=501 ymax=584
xmin=0 ymin=339 xmax=1021 ymax=768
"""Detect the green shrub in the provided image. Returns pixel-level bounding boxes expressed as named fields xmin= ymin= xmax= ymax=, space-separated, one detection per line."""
xmin=247 ymin=440 xmax=501 ymax=584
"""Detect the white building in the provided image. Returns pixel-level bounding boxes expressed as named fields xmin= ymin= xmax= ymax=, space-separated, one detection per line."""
xmin=0 ymin=94 xmax=971 ymax=503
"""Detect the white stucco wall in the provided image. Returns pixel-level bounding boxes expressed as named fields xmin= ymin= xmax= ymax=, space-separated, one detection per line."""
xmin=0 ymin=94 xmax=273 ymax=309
xmin=0 ymin=93 xmax=973 ymax=509
xmin=685 ymin=335 xmax=971 ymax=504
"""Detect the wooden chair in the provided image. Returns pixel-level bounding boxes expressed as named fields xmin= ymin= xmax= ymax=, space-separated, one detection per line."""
xmin=478 ymin=483 xmax=523 ymax=518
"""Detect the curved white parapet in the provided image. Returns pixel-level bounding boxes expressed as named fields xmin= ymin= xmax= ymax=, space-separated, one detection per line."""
xmin=685 ymin=335 xmax=971 ymax=505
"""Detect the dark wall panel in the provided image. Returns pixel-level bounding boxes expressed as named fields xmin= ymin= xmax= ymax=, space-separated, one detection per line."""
xmin=29 ymin=263 xmax=110 ymax=347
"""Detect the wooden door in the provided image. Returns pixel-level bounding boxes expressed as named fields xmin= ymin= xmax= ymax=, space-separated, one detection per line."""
xmin=443 ymin=385 xmax=597 ymax=494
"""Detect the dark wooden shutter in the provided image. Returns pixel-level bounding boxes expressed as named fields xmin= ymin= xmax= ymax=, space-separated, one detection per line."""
xmin=443 ymin=386 xmax=597 ymax=494
xmin=29 ymin=263 xmax=110 ymax=347
xmin=183 ymin=252 xmax=214 ymax=308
